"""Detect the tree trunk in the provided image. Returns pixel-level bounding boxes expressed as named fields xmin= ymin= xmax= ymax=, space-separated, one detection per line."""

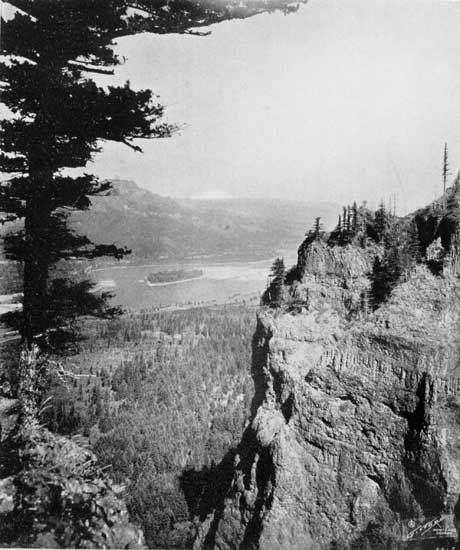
xmin=21 ymin=172 xmax=53 ymax=348
xmin=17 ymin=345 xmax=41 ymax=430
xmin=19 ymin=165 xmax=53 ymax=426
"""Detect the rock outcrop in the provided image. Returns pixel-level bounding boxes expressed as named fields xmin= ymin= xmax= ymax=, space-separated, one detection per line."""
xmin=196 ymin=236 xmax=460 ymax=549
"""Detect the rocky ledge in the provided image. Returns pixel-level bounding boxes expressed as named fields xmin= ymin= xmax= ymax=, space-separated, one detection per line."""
xmin=196 ymin=233 xmax=460 ymax=549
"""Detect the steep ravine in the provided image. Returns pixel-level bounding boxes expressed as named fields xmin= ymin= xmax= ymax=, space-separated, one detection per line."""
xmin=195 ymin=241 xmax=460 ymax=550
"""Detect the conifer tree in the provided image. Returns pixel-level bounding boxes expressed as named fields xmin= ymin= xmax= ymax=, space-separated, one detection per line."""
xmin=405 ymin=219 xmax=421 ymax=264
xmin=370 ymin=246 xmax=402 ymax=308
xmin=1 ymin=1 xmax=306 ymax=346
xmin=339 ymin=205 xmax=348 ymax=244
xmin=448 ymin=228 xmax=460 ymax=276
xmin=327 ymin=214 xmax=342 ymax=246
xmin=314 ymin=217 xmax=323 ymax=240
xmin=352 ymin=201 xmax=358 ymax=232
xmin=443 ymin=142 xmax=450 ymax=195
xmin=446 ymin=179 xmax=460 ymax=209
xmin=374 ymin=202 xmax=389 ymax=242
xmin=1 ymin=0 xmax=307 ymax=424
xmin=454 ymin=170 xmax=460 ymax=191
xmin=268 ymin=257 xmax=285 ymax=307
xmin=0 ymin=2 xmax=179 ymax=351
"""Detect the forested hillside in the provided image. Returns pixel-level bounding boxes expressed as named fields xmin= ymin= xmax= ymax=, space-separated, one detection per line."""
xmin=42 ymin=305 xmax=255 ymax=548
xmin=72 ymin=180 xmax=338 ymax=262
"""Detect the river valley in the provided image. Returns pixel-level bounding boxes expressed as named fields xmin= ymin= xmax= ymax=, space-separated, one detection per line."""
xmin=92 ymin=252 xmax=297 ymax=310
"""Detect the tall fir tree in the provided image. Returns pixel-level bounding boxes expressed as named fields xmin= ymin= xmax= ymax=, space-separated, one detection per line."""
xmin=328 ymin=214 xmax=342 ymax=246
xmin=374 ymin=201 xmax=389 ymax=243
xmin=0 ymin=4 xmax=308 ymax=543
xmin=443 ymin=142 xmax=450 ymax=195
xmin=454 ymin=170 xmax=460 ymax=191
xmin=1 ymin=0 xmax=306 ymax=421
xmin=405 ymin=219 xmax=421 ymax=264
xmin=268 ymin=257 xmax=286 ymax=307
xmin=448 ymin=228 xmax=460 ymax=276
xmin=1 ymin=0 xmax=307 ymax=351
xmin=346 ymin=206 xmax=352 ymax=232
xmin=314 ymin=216 xmax=323 ymax=240
xmin=352 ymin=201 xmax=358 ymax=232
xmin=0 ymin=1 xmax=178 ymax=351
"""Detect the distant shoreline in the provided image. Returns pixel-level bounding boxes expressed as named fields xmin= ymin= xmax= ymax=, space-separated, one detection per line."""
xmin=91 ymin=253 xmax=297 ymax=274
xmin=92 ymin=260 xmax=268 ymax=273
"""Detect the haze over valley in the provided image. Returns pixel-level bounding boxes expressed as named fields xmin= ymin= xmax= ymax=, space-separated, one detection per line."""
xmin=72 ymin=179 xmax=338 ymax=263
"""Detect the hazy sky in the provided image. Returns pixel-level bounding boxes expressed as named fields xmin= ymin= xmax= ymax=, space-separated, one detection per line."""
xmin=89 ymin=0 xmax=460 ymax=212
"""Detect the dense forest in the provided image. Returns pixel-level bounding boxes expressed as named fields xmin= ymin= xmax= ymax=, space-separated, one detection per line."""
xmin=39 ymin=305 xmax=255 ymax=548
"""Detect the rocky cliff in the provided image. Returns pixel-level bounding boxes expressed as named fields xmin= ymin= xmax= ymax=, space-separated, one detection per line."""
xmin=195 ymin=209 xmax=460 ymax=550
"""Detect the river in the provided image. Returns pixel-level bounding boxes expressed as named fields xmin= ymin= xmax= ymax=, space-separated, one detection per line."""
xmin=92 ymin=253 xmax=297 ymax=310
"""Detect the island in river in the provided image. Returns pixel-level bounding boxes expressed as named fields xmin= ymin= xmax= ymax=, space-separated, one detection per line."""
xmin=91 ymin=252 xmax=298 ymax=311
xmin=146 ymin=268 xmax=204 ymax=285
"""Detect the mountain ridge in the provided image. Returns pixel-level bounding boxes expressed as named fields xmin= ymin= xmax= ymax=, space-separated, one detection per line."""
xmin=71 ymin=179 xmax=340 ymax=262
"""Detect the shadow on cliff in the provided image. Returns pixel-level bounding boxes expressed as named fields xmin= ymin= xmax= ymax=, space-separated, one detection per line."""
xmin=402 ymin=373 xmax=447 ymax=518
xmin=180 ymin=447 xmax=238 ymax=525
xmin=249 ymin=316 xmax=272 ymax=419
xmin=179 ymin=322 xmax=275 ymax=549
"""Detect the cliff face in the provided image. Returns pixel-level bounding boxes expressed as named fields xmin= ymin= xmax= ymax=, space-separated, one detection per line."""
xmin=196 ymin=240 xmax=460 ymax=550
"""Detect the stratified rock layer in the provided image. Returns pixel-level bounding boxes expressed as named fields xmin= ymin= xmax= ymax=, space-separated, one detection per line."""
xmin=196 ymin=260 xmax=460 ymax=550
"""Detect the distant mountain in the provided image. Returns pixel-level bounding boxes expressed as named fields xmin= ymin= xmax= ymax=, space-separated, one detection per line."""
xmin=70 ymin=180 xmax=339 ymax=262
xmin=59 ymin=180 xmax=339 ymax=262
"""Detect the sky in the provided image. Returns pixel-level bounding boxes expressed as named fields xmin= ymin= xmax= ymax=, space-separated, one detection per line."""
xmin=87 ymin=0 xmax=460 ymax=213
